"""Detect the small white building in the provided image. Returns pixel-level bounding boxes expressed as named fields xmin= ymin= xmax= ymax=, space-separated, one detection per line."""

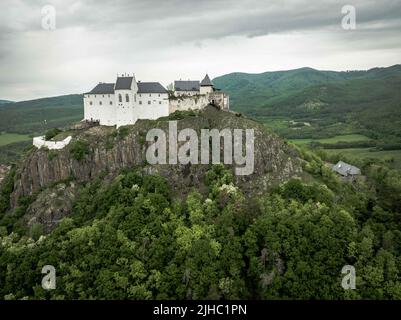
xmin=332 ymin=161 xmax=361 ymax=177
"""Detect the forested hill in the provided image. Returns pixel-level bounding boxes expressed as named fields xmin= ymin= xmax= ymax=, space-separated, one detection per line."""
xmin=1 ymin=107 xmax=401 ymax=299
xmin=0 ymin=94 xmax=83 ymax=134
xmin=0 ymin=100 xmax=14 ymax=105
xmin=213 ymin=64 xmax=401 ymax=111
xmin=213 ymin=65 xmax=401 ymax=140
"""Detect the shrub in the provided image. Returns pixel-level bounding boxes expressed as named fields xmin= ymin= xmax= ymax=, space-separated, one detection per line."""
xmin=30 ymin=223 xmax=44 ymax=240
xmin=0 ymin=166 xmax=16 ymax=214
xmin=168 ymin=110 xmax=197 ymax=120
xmin=117 ymin=127 xmax=129 ymax=139
xmin=48 ymin=150 xmax=58 ymax=161
xmin=45 ymin=128 xmax=62 ymax=140
xmin=70 ymin=140 xmax=90 ymax=161
xmin=105 ymin=140 xmax=114 ymax=150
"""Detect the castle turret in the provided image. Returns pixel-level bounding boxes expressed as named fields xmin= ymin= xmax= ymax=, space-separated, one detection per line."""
xmin=200 ymin=74 xmax=214 ymax=94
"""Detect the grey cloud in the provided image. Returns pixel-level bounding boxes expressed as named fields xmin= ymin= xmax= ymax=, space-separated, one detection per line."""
xmin=3 ymin=0 xmax=401 ymax=40
xmin=0 ymin=0 xmax=400 ymax=100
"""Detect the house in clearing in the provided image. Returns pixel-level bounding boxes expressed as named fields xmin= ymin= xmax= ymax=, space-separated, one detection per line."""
xmin=332 ymin=161 xmax=361 ymax=177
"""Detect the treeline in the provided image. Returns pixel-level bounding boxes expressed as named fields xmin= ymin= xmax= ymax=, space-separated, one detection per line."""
xmin=1 ymin=151 xmax=401 ymax=299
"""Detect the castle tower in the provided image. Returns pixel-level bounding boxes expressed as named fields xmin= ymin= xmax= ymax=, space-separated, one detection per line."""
xmin=115 ymin=74 xmax=137 ymax=127
xmin=200 ymin=74 xmax=214 ymax=95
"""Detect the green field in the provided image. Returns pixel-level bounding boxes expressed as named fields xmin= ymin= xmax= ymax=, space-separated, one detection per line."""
xmin=289 ymin=134 xmax=371 ymax=146
xmin=0 ymin=133 xmax=31 ymax=146
xmin=262 ymin=118 xmax=289 ymax=130
xmin=324 ymin=148 xmax=401 ymax=168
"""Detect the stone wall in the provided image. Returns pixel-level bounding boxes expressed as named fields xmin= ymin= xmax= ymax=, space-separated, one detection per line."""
xmin=169 ymin=95 xmax=210 ymax=113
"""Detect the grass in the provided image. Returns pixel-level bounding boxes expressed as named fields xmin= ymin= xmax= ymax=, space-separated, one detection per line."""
xmin=0 ymin=133 xmax=31 ymax=147
xmin=324 ymin=148 xmax=401 ymax=169
xmin=262 ymin=118 xmax=289 ymax=130
xmin=53 ymin=130 xmax=74 ymax=141
xmin=289 ymin=134 xmax=371 ymax=146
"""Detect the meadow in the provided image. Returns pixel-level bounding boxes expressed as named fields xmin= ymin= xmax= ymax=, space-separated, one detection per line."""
xmin=289 ymin=134 xmax=371 ymax=146
xmin=324 ymin=148 xmax=401 ymax=169
xmin=0 ymin=133 xmax=31 ymax=147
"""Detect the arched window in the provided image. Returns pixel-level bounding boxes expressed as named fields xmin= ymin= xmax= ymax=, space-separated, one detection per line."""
xmin=118 ymin=94 xmax=122 ymax=102
xmin=126 ymin=94 xmax=129 ymax=102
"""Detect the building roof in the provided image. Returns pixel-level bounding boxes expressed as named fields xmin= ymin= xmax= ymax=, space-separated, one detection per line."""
xmin=115 ymin=76 xmax=134 ymax=90
xmin=87 ymin=83 xmax=115 ymax=94
xmin=137 ymin=82 xmax=168 ymax=94
xmin=332 ymin=161 xmax=361 ymax=176
xmin=200 ymin=74 xmax=213 ymax=86
xmin=174 ymin=80 xmax=200 ymax=92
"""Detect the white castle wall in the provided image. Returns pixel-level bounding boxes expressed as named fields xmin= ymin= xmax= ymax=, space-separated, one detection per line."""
xmin=84 ymin=93 xmax=115 ymax=124
xmin=137 ymin=93 xmax=169 ymax=120
xmin=33 ymin=136 xmax=72 ymax=150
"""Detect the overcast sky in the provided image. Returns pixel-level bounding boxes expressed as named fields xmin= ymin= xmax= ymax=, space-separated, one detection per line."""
xmin=1 ymin=0 xmax=401 ymax=101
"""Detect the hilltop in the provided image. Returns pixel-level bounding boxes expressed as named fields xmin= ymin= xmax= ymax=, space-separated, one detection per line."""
xmin=6 ymin=106 xmax=302 ymax=233
xmin=0 ymin=100 xmax=14 ymax=105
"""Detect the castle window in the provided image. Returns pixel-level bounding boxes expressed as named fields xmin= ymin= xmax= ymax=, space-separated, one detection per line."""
xmin=148 ymin=101 xmax=151 ymax=104
xmin=158 ymin=94 xmax=160 ymax=97
xmin=139 ymin=101 xmax=142 ymax=105
xmin=102 ymin=95 xmax=104 ymax=97
xmin=99 ymin=101 xmax=102 ymax=105
xmin=89 ymin=101 xmax=93 ymax=105
xmin=118 ymin=94 xmax=122 ymax=102
xmin=126 ymin=94 xmax=129 ymax=102
xmin=149 ymin=94 xmax=151 ymax=97
xmin=109 ymin=101 xmax=112 ymax=105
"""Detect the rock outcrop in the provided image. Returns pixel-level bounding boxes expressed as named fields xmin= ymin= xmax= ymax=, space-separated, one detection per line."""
xmin=10 ymin=106 xmax=303 ymax=230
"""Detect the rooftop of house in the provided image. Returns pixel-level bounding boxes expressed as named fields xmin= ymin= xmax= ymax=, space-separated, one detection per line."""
xmin=332 ymin=161 xmax=361 ymax=176
xmin=86 ymin=77 xmax=167 ymax=95
xmin=86 ymin=83 xmax=115 ymax=94
xmin=137 ymin=82 xmax=168 ymax=94
xmin=115 ymin=76 xmax=134 ymax=90
xmin=174 ymin=80 xmax=200 ymax=92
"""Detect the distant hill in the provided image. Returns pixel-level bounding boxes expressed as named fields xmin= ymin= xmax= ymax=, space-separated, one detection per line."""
xmin=0 ymin=94 xmax=83 ymax=134
xmin=213 ymin=65 xmax=401 ymax=140
xmin=0 ymin=100 xmax=14 ymax=105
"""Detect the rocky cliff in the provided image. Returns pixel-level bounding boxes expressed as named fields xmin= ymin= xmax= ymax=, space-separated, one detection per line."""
xmin=9 ymin=106 xmax=303 ymax=230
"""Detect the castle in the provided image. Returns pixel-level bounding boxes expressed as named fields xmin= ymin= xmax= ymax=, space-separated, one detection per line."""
xmin=83 ymin=74 xmax=229 ymax=127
